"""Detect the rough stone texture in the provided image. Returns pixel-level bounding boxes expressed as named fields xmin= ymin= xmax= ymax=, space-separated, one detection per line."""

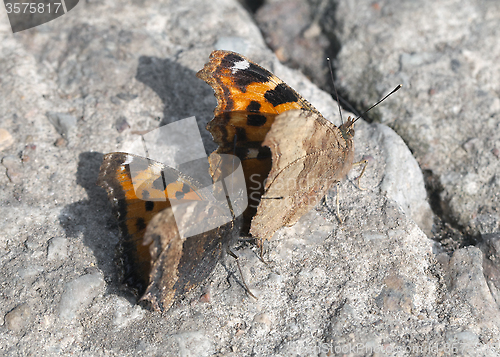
xmin=0 ymin=0 xmax=499 ymax=355
xmin=46 ymin=112 xmax=77 ymax=138
xmin=368 ymin=123 xmax=433 ymax=236
xmin=254 ymin=0 xmax=332 ymax=90
xmin=58 ymin=272 xmax=105 ymax=322
xmin=325 ymin=0 xmax=500 ymax=237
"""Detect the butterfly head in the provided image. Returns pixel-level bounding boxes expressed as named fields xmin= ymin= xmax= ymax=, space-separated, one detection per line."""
xmin=339 ymin=116 xmax=355 ymax=141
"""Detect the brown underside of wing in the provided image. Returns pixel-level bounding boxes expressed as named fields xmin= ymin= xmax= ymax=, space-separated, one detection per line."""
xmin=140 ymin=208 xmax=240 ymax=312
xmin=250 ymin=110 xmax=355 ymax=241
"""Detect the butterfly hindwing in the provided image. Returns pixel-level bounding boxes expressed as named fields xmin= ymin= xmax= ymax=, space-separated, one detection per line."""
xmin=97 ymin=153 xmax=171 ymax=293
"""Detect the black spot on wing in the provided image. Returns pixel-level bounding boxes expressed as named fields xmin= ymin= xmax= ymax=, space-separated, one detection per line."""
xmin=136 ymin=217 xmax=147 ymax=232
xmin=175 ymin=191 xmax=185 ymax=200
xmin=222 ymin=85 xmax=234 ymax=112
xmin=234 ymin=147 xmax=250 ymax=159
xmin=235 ymin=127 xmax=247 ymax=142
xmin=257 ymin=147 xmax=272 ymax=160
xmin=247 ymin=114 xmax=267 ymax=127
xmin=221 ymin=52 xmax=245 ymax=65
xmin=145 ymin=201 xmax=155 ymax=211
xmin=174 ymin=183 xmax=193 ymax=200
xmin=264 ymin=83 xmax=299 ymax=107
xmin=246 ymin=100 xmax=261 ymax=112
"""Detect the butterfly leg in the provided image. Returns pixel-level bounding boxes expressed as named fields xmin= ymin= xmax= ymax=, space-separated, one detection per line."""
xmin=227 ymin=248 xmax=257 ymax=300
xmin=257 ymin=238 xmax=265 ymax=262
xmin=336 ymin=181 xmax=343 ymax=224
xmin=352 ymin=159 xmax=369 ymax=190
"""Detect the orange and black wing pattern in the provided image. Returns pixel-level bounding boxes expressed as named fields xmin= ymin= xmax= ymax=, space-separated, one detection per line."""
xmin=97 ymin=152 xmax=206 ymax=297
xmin=196 ymin=50 xmax=322 ymax=231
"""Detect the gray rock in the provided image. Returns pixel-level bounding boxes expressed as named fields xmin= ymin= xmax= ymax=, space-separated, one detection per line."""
xmin=445 ymin=247 xmax=500 ymax=330
xmin=328 ymin=0 xmax=500 ymax=237
xmin=0 ymin=0 xmax=499 ymax=355
xmin=116 ymin=93 xmax=138 ymax=101
xmin=59 ymin=273 xmax=105 ymax=322
xmin=478 ymin=233 xmax=500 ymax=309
xmin=0 ymin=128 xmax=14 ymax=151
xmin=114 ymin=116 xmax=130 ymax=133
xmin=113 ymin=296 xmax=145 ymax=329
xmin=1 ymin=155 xmax=23 ymax=184
xmin=255 ymin=0 xmax=331 ymax=89
xmin=173 ymin=332 xmax=214 ymax=357
xmin=367 ymin=122 xmax=434 ymax=235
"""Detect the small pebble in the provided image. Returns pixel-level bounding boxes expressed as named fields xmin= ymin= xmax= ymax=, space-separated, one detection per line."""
xmin=492 ymin=147 xmax=499 ymax=159
xmin=59 ymin=273 xmax=105 ymax=321
xmin=462 ymin=138 xmax=480 ymax=153
xmin=47 ymin=237 xmax=68 ymax=260
xmin=22 ymin=142 xmax=36 ymax=162
xmin=199 ymin=291 xmax=211 ymax=304
xmin=0 ymin=128 xmax=14 ymax=151
xmin=253 ymin=313 xmax=271 ymax=326
xmin=5 ymin=303 xmax=30 ymax=332
xmin=116 ymin=93 xmax=138 ymax=101
xmin=54 ymin=137 xmax=67 ymax=147
xmin=115 ymin=117 xmax=130 ymax=133
xmin=46 ymin=112 xmax=77 ymax=137
xmin=2 ymin=155 xmax=23 ymax=184
xmin=110 ymin=96 xmax=121 ymax=105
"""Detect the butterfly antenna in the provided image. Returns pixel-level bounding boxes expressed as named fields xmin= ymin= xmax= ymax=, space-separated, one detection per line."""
xmin=327 ymin=57 xmax=344 ymax=125
xmin=352 ymin=84 xmax=402 ymax=124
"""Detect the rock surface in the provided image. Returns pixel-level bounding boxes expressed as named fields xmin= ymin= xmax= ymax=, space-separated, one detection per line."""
xmin=0 ymin=0 xmax=499 ymax=355
xmin=329 ymin=0 xmax=500 ymax=238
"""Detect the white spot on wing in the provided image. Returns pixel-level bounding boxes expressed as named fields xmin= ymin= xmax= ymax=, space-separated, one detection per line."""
xmin=123 ymin=154 xmax=134 ymax=165
xmin=232 ymin=59 xmax=250 ymax=74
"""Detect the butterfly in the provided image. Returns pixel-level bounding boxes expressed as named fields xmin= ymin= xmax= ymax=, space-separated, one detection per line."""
xmin=98 ymin=50 xmax=396 ymax=311
xmin=197 ymin=50 xmax=362 ymax=241
xmin=97 ymin=152 xmax=243 ymax=312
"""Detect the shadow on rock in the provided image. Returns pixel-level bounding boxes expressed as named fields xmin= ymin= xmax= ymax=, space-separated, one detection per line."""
xmin=135 ymin=55 xmax=218 ymax=154
xmin=58 ymin=152 xmax=133 ymax=300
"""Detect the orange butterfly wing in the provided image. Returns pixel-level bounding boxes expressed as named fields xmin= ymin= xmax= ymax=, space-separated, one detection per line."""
xmin=97 ymin=153 xmax=206 ymax=296
xmin=197 ymin=50 xmax=322 ymax=232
